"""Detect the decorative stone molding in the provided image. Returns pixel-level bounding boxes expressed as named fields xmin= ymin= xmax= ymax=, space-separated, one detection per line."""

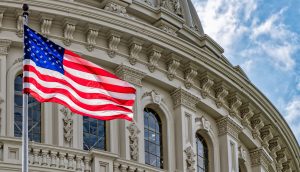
xmin=115 ymin=64 xmax=146 ymax=86
xmin=16 ymin=13 xmax=23 ymax=38
xmin=142 ymin=90 xmax=162 ymax=105
xmin=60 ymin=107 xmax=73 ymax=143
xmin=250 ymin=149 xmax=271 ymax=170
xmin=214 ymin=82 xmax=229 ymax=108
xmin=184 ymin=146 xmax=196 ymax=172
xmin=217 ymin=117 xmax=242 ymax=140
xmin=0 ymin=8 xmax=5 ymax=30
xmin=268 ymin=137 xmax=281 ymax=159
xmin=259 ymin=124 xmax=273 ymax=148
xmin=63 ymin=19 xmax=76 ymax=46
xmin=147 ymin=45 xmax=163 ymax=73
xmin=40 ymin=15 xmax=53 ymax=36
xmin=127 ymin=122 xmax=140 ymax=161
xmin=0 ymin=39 xmax=11 ymax=55
xmin=166 ymin=53 xmax=180 ymax=80
xmin=113 ymin=162 xmax=120 ymax=172
xmin=195 ymin=116 xmax=212 ymax=133
xmin=183 ymin=63 xmax=198 ymax=89
xmin=171 ymin=88 xmax=199 ymax=111
xmin=282 ymin=160 xmax=292 ymax=172
xmin=86 ymin=25 xmax=99 ymax=52
xmin=83 ymin=157 xmax=91 ymax=172
xmin=160 ymin=0 xmax=183 ymax=17
xmin=238 ymin=146 xmax=247 ymax=163
xmin=107 ymin=31 xmax=121 ymax=58
xmin=199 ymin=72 xmax=214 ymax=98
xmin=154 ymin=19 xmax=178 ymax=36
xmin=276 ymin=148 xmax=287 ymax=171
xmin=129 ymin=38 xmax=143 ymax=65
xmin=104 ymin=2 xmax=129 ymax=17
xmin=227 ymin=93 xmax=242 ymax=117
xmin=239 ymin=103 xmax=255 ymax=127
xmin=250 ymin=114 xmax=264 ymax=139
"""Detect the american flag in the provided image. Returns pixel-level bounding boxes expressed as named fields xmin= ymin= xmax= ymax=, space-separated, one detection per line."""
xmin=23 ymin=25 xmax=136 ymax=121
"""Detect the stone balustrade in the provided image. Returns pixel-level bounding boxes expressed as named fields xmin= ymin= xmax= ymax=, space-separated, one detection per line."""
xmin=0 ymin=137 xmax=165 ymax=172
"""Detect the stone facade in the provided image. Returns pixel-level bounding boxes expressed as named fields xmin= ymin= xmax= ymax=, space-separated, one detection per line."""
xmin=0 ymin=0 xmax=299 ymax=172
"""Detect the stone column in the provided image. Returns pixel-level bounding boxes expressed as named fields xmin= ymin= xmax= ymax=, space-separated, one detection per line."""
xmin=115 ymin=64 xmax=146 ymax=161
xmin=171 ymin=88 xmax=199 ymax=172
xmin=217 ymin=117 xmax=242 ymax=172
xmin=0 ymin=39 xmax=11 ymax=136
xmin=249 ymin=148 xmax=272 ymax=172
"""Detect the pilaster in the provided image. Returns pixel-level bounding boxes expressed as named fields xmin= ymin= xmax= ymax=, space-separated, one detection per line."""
xmin=250 ymin=148 xmax=272 ymax=172
xmin=217 ymin=117 xmax=242 ymax=172
xmin=115 ymin=64 xmax=146 ymax=161
xmin=170 ymin=88 xmax=199 ymax=172
xmin=0 ymin=39 xmax=11 ymax=136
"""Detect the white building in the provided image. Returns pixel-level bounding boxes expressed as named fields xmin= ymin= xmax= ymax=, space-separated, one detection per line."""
xmin=0 ymin=0 xmax=299 ymax=172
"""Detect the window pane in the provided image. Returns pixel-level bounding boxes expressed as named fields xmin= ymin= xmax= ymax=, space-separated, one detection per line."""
xmin=14 ymin=74 xmax=41 ymax=142
xmin=144 ymin=108 xmax=162 ymax=169
xmin=196 ymin=134 xmax=208 ymax=172
xmin=83 ymin=116 xmax=105 ymax=150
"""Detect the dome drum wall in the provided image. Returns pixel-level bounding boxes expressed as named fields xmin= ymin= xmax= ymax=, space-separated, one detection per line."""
xmin=0 ymin=0 xmax=298 ymax=172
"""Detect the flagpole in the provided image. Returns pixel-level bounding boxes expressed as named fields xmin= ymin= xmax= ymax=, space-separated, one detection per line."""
xmin=22 ymin=3 xmax=29 ymax=172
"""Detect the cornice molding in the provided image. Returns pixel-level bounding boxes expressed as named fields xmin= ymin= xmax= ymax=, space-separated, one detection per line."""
xmin=0 ymin=39 xmax=12 ymax=55
xmin=170 ymin=88 xmax=199 ymax=111
xmin=250 ymin=148 xmax=272 ymax=170
xmin=216 ymin=116 xmax=242 ymax=140
xmin=115 ymin=64 xmax=146 ymax=86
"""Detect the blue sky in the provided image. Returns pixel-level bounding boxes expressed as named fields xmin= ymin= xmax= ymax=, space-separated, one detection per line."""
xmin=192 ymin=0 xmax=300 ymax=143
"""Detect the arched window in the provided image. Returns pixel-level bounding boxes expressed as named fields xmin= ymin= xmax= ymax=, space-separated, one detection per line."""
xmin=14 ymin=74 xmax=41 ymax=142
xmin=83 ymin=116 xmax=106 ymax=150
xmin=196 ymin=134 xmax=208 ymax=172
xmin=144 ymin=108 xmax=163 ymax=168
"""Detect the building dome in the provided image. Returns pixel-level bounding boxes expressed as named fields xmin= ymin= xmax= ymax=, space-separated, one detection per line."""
xmin=0 ymin=0 xmax=299 ymax=172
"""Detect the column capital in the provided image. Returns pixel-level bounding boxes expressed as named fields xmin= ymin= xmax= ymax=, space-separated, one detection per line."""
xmin=250 ymin=148 xmax=272 ymax=171
xmin=0 ymin=39 xmax=12 ymax=55
xmin=115 ymin=64 xmax=146 ymax=86
xmin=217 ymin=116 xmax=242 ymax=140
xmin=170 ymin=88 xmax=199 ymax=111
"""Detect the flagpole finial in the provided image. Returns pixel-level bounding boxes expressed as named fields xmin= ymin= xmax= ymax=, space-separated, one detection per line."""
xmin=22 ymin=4 xmax=29 ymax=12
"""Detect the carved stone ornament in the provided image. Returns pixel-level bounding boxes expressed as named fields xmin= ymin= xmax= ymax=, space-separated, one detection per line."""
xmin=155 ymin=19 xmax=178 ymax=36
xmin=16 ymin=14 xmax=23 ymax=38
xmin=40 ymin=15 xmax=53 ymax=36
xmin=195 ymin=116 xmax=212 ymax=133
xmin=166 ymin=54 xmax=180 ymax=80
xmin=86 ymin=25 xmax=99 ymax=52
xmin=239 ymin=103 xmax=255 ymax=127
xmin=171 ymin=88 xmax=199 ymax=111
xmin=183 ymin=63 xmax=198 ymax=89
xmin=129 ymin=38 xmax=143 ymax=65
xmin=0 ymin=8 xmax=5 ymax=30
xmin=227 ymin=93 xmax=242 ymax=117
xmin=142 ymin=90 xmax=162 ymax=105
xmin=0 ymin=39 xmax=11 ymax=55
xmin=161 ymin=0 xmax=183 ymax=17
xmin=199 ymin=73 xmax=214 ymax=98
xmin=115 ymin=64 xmax=146 ymax=86
xmin=250 ymin=114 xmax=264 ymax=139
xmin=104 ymin=2 xmax=129 ymax=18
xmin=250 ymin=149 xmax=271 ymax=171
xmin=127 ymin=122 xmax=140 ymax=161
xmin=282 ymin=160 xmax=292 ymax=172
xmin=60 ymin=107 xmax=73 ymax=143
xmin=184 ymin=146 xmax=196 ymax=172
xmin=107 ymin=31 xmax=121 ymax=58
xmin=259 ymin=124 xmax=273 ymax=148
xmin=63 ymin=20 xmax=76 ymax=46
xmin=238 ymin=146 xmax=247 ymax=162
xmin=276 ymin=148 xmax=287 ymax=170
xmin=217 ymin=117 xmax=242 ymax=140
xmin=268 ymin=137 xmax=281 ymax=159
xmin=214 ymin=82 xmax=229 ymax=108
xmin=147 ymin=45 xmax=163 ymax=73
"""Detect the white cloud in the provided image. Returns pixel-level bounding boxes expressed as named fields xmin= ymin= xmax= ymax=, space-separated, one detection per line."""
xmin=241 ymin=59 xmax=254 ymax=73
xmin=285 ymin=96 xmax=300 ymax=142
xmin=192 ymin=0 xmax=256 ymax=53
